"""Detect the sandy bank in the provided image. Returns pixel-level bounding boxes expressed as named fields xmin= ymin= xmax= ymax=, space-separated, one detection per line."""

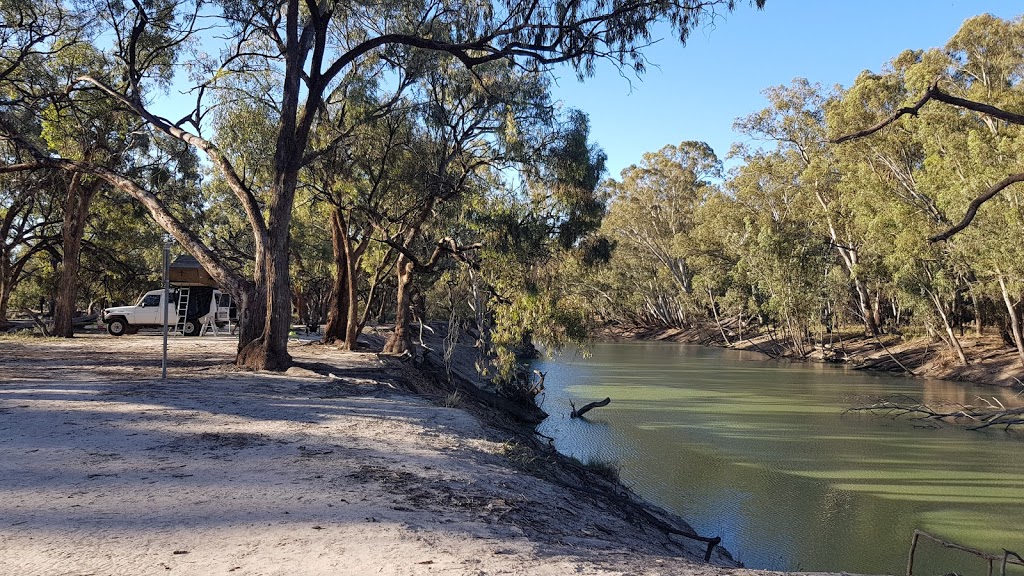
xmin=0 ymin=333 xmax=812 ymax=576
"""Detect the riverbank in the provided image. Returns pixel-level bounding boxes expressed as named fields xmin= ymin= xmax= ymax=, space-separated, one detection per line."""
xmin=0 ymin=333 xmax=814 ymax=576
xmin=600 ymin=323 xmax=1024 ymax=390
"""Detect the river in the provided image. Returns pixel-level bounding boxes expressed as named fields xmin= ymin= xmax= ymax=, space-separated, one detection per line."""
xmin=533 ymin=341 xmax=1024 ymax=574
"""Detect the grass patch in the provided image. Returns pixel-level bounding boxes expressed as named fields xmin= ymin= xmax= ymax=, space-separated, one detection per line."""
xmin=583 ymin=456 xmax=621 ymax=483
xmin=498 ymin=440 xmax=538 ymax=468
xmin=442 ymin=390 xmax=463 ymax=408
xmin=0 ymin=330 xmax=50 ymax=341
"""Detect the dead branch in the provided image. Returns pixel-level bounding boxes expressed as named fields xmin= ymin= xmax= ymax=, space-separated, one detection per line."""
xmin=847 ymin=395 xmax=1024 ymax=431
xmin=907 ymin=529 xmax=1024 ymax=576
xmin=871 ymin=335 xmax=916 ymax=376
xmin=570 ymin=397 xmax=611 ymax=419
xmin=530 ymin=370 xmax=546 ymax=397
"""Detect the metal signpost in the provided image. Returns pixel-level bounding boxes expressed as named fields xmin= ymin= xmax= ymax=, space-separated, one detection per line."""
xmin=161 ymin=234 xmax=171 ymax=379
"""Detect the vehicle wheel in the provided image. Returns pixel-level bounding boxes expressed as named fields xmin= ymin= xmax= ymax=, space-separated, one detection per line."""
xmin=183 ymin=319 xmax=201 ymax=337
xmin=106 ymin=318 xmax=128 ymax=337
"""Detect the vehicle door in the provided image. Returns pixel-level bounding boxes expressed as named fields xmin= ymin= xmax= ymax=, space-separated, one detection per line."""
xmin=135 ymin=292 xmax=163 ymax=325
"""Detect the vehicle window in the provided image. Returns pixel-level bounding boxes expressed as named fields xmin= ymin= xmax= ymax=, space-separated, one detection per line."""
xmin=141 ymin=294 xmax=161 ymax=307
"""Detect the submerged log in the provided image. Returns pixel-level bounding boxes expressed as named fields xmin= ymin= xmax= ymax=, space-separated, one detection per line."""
xmin=570 ymin=397 xmax=610 ymax=419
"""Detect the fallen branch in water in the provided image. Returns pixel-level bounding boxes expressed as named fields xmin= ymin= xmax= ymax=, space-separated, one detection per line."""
xmin=907 ymin=529 xmax=1024 ymax=576
xmin=847 ymin=395 xmax=1024 ymax=431
xmin=570 ymin=397 xmax=611 ymax=419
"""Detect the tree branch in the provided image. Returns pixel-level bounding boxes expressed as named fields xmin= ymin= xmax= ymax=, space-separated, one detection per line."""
xmin=831 ymin=81 xmax=1024 ymax=242
xmin=928 ymin=173 xmax=1024 ymax=242
xmin=829 ymin=82 xmax=939 ymax=144
xmin=0 ymin=137 xmax=251 ymax=300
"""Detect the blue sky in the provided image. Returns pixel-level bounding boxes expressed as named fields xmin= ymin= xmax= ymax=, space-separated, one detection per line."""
xmin=551 ymin=1 xmax=1024 ymax=179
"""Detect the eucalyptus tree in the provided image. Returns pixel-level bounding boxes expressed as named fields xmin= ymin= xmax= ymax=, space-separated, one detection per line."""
xmin=363 ymin=56 xmax=549 ymax=356
xmin=826 ymin=53 xmax=978 ymax=363
xmin=827 ymin=15 xmax=1024 ymax=365
xmin=831 ymin=15 xmax=1024 ymax=243
xmin=725 ymin=149 xmax=830 ymax=356
xmin=735 ymin=79 xmax=895 ymax=337
xmin=464 ymin=108 xmax=608 ymax=378
xmin=61 ymin=0 xmax=765 ymax=370
xmin=0 ymin=149 xmax=61 ymax=328
xmin=597 ymin=141 xmax=722 ymax=328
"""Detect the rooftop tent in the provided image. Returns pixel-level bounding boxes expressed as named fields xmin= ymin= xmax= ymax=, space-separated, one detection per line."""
xmin=169 ymin=255 xmax=217 ymax=287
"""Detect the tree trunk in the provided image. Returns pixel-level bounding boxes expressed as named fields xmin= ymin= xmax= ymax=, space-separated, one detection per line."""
xmin=872 ymin=292 xmax=884 ymax=334
xmin=0 ymin=274 xmax=10 ymax=330
xmin=967 ymin=284 xmax=983 ymax=337
xmin=293 ymin=286 xmax=308 ymax=328
xmin=322 ymin=208 xmax=350 ymax=344
xmin=928 ymin=290 xmax=968 ymax=366
xmin=52 ymin=173 xmax=98 ymax=338
xmin=383 ymin=254 xmax=414 ymax=355
xmin=707 ymin=288 xmax=731 ymax=346
xmin=322 ymin=207 xmax=370 ymax=350
xmin=342 ymin=229 xmax=362 ymax=349
xmin=234 ymin=285 xmax=262 ymax=346
xmin=237 ymin=173 xmax=296 ymax=370
xmin=836 ymin=245 xmax=878 ymax=336
xmin=853 ymin=279 xmax=879 ymax=336
xmin=358 ymin=251 xmax=393 ymax=335
xmin=996 ymin=270 xmax=1024 ymax=369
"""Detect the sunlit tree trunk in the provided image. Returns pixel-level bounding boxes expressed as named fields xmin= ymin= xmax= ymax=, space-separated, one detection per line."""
xmin=0 ymin=275 xmax=11 ymax=330
xmin=707 ymin=288 xmax=731 ymax=346
xmin=996 ymin=269 xmax=1024 ymax=368
xmin=383 ymin=254 xmax=414 ymax=355
xmin=927 ymin=290 xmax=968 ymax=366
xmin=237 ymin=167 xmax=297 ymax=370
xmin=342 ymin=228 xmax=363 ymax=349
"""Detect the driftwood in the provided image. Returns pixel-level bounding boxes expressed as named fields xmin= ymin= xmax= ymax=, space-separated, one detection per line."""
xmin=19 ymin=309 xmax=52 ymax=336
xmin=11 ymin=311 xmax=99 ymax=335
xmin=848 ymin=395 xmax=1024 ymax=431
xmin=570 ymin=397 xmax=610 ymax=419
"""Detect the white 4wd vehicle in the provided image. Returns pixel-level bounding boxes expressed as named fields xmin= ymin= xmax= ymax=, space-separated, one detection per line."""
xmin=103 ymin=288 xmax=229 ymax=337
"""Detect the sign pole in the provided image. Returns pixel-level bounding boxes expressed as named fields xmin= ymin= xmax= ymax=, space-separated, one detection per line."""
xmin=161 ymin=235 xmax=171 ymax=379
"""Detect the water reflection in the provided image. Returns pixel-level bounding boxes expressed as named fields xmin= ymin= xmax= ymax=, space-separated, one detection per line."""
xmin=535 ymin=342 xmax=1024 ymax=574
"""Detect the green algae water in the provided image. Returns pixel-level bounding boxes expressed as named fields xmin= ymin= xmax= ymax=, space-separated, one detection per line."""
xmin=534 ymin=342 xmax=1024 ymax=574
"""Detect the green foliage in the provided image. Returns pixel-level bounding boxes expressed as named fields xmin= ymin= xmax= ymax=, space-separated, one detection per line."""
xmin=586 ymin=14 xmax=1024 ymax=365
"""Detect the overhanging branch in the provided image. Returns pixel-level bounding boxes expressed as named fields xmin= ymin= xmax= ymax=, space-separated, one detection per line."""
xmin=831 ymin=81 xmax=1024 ymax=242
xmin=929 ymin=173 xmax=1024 ymax=242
